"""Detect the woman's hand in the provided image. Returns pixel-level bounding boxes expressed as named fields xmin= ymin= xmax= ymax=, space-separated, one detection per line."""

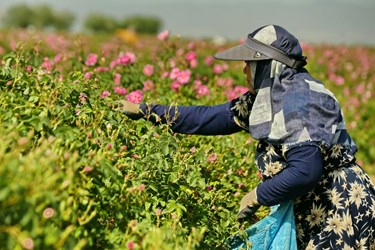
xmin=237 ymin=187 xmax=260 ymax=224
xmin=115 ymin=100 xmax=144 ymax=120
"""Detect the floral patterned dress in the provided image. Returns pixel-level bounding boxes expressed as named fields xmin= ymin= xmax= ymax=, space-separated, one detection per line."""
xmin=230 ymin=91 xmax=375 ymax=249
xmin=255 ymin=141 xmax=375 ymax=249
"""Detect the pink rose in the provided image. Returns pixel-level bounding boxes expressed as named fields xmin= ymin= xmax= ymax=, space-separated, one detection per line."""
xmin=157 ymin=30 xmax=169 ymax=41
xmin=143 ymin=64 xmax=154 ymax=76
xmin=114 ymin=73 xmax=121 ymax=85
xmin=114 ymin=86 xmax=127 ymax=95
xmin=126 ymin=90 xmax=143 ymax=104
xmin=185 ymin=51 xmax=197 ymax=62
xmin=85 ymin=53 xmax=98 ymax=66
xmin=84 ymin=72 xmax=92 ymax=80
xmin=177 ymin=69 xmax=191 ymax=84
xmin=196 ymin=85 xmax=210 ymax=98
xmin=100 ymin=90 xmax=110 ymax=98
xmin=143 ymin=80 xmax=154 ymax=91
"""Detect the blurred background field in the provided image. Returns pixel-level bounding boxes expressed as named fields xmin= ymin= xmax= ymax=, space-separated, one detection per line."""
xmin=0 ymin=2 xmax=374 ymax=249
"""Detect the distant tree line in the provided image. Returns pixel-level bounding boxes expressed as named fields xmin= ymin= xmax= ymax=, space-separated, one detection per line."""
xmin=0 ymin=3 xmax=162 ymax=34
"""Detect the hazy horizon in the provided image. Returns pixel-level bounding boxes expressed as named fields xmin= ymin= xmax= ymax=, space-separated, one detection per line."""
xmin=1 ymin=0 xmax=374 ymax=45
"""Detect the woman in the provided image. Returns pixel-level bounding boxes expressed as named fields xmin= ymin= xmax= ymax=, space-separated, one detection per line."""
xmin=119 ymin=25 xmax=375 ymax=249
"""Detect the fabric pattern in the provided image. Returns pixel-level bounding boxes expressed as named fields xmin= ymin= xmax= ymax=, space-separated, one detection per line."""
xmin=230 ymin=93 xmax=375 ymax=248
xmin=258 ymin=142 xmax=375 ymax=249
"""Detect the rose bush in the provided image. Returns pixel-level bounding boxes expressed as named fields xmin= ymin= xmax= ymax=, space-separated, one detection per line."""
xmin=0 ymin=29 xmax=374 ymax=249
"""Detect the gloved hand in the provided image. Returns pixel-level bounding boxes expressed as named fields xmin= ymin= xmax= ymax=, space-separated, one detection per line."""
xmin=237 ymin=187 xmax=261 ymax=224
xmin=115 ymin=100 xmax=144 ymax=120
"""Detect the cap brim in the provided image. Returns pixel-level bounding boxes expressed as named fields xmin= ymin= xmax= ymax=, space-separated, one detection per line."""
xmin=214 ymin=43 xmax=270 ymax=61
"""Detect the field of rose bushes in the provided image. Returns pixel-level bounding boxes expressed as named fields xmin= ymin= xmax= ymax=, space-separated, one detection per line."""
xmin=0 ymin=29 xmax=374 ymax=249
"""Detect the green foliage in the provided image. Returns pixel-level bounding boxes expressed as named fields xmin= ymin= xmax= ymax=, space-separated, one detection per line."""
xmin=0 ymin=30 xmax=374 ymax=249
xmin=0 ymin=39 xmax=258 ymax=249
xmin=83 ymin=13 xmax=119 ymax=34
xmin=1 ymin=4 xmax=75 ymax=31
xmin=120 ymin=15 xmax=162 ymax=34
xmin=83 ymin=14 xmax=162 ymax=35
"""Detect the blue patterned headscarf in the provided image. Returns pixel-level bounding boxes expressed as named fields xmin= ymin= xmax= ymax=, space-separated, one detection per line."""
xmin=231 ymin=25 xmax=357 ymax=153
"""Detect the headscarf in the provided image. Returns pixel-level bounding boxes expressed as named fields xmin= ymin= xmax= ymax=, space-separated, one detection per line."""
xmin=227 ymin=25 xmax=357 ymax=153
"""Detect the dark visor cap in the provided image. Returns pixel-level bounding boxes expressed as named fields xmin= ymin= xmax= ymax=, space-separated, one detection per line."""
xmin=214 ymin=37 xmax=269 ymax=61
xmin=214 ymin=35 xmax=307 ymax=69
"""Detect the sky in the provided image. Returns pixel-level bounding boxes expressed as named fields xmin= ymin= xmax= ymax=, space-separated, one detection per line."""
xmin=1 ymin=0 xmax=375 ymax=45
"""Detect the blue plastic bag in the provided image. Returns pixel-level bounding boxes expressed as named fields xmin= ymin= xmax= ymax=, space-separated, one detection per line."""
xmin=225 ymin=200 xmax=297 ymax=250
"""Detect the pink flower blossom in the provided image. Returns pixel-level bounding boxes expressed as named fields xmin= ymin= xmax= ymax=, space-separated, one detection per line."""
xmin=0 ymin=46 xmax=4 ymax=55
xmin=355 ymin=83 xmax=366 ymax=94
xmin=114 ymin=73 xmax=121 ymax=85
xmin=161 ymin=71 xmax=169 ymax=78
xmin=155 ymin=209 xmax=162 ymax=216
xmin=43 ymin=207 xmax=55 ymax=218
xmin=204 ymin=56 xmax=214 ymax=66
xmin=95 ymin=66 xmax=109 ymax=72
xmin=41 ymin=57 xmax=53 ymax=72
xmin=207 ymin=153 xmax=218 ymax=162
xmin=114 ymin=86 xmax=127 ymax=95
xmin=84 ymin=72 xmax=92 ymax=80
xmin=100 ymin=90 xmax=110 ymax=98
xmin=225 ymin=86 xmax=249 ymax=101
xmin=213 ymin=64 xmax=223 ymax=74
xmin=143 ymin=64 xmax=154 ymax=76
xmin=217 ymin=77 xmax=233 ymax=87
xmin=127 ymin=241 xmax=134 ymax=250
xmin=190 ymin=59 xmax=198 ymax=68
xmin=194 ymin=80 xmax=202 ymax=87
xmin=233 ymin=85 xmax=249 ymax=95
xmin=196 ymin=84 xmax=210 ymax=98
xmin=226 ymin=91 xmax=237 ymax=101
xmin=329 ymin=73 xmax=345 ymax=86
xmin=110 ymin=52 xmax=136 ymax=68
xmin=26 ymin=65 xmax=33 ymax=72
xmin=84 ymin=166 xmax=93 ymax=172
xmin=169 ymin=67 xmax=181 ymax=80
xmin=176 ymin=48 xmax=184 ymax=56
xmin=185 ymin=51 xmax=197 ymax=62
xmin=143 ymin=80 xmax=154 ymax=91
xmin=54 ymin=53 xmax=63 ymax=63
xmin=23 ymin=238 xmax=34 ymax=250
xmin=177 ymin=69 xmax=191 ymax=84
xmin=126 ymin=90 xmax=143 ymax=103
xmin=85 ymin=53 xmax=98 ymax=66
xmin=138 ymin=184 xmax=145 ymax=191
xmin=170 ymin=81 xmax=182 ymax=92
xmin=190 ymin=146 xmax=197 ymax=153
xmin=158 ymin=30 xmax=170 ymax=41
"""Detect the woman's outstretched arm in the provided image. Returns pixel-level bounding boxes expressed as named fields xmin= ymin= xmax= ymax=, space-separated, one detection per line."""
xmin=139 ymin=103 xmax=243 ymax=135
